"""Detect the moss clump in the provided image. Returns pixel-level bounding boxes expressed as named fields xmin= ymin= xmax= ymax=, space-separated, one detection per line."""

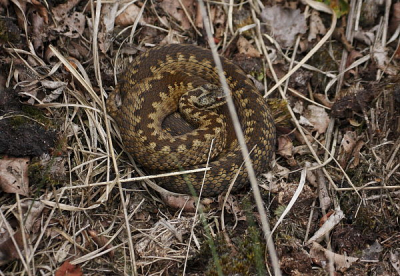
xmin=203 ymin=225 xmax=266 ymax=276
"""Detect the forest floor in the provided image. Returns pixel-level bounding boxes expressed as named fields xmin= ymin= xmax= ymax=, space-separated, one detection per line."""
xmin=0 ymin=0 xmax=400 ymax=275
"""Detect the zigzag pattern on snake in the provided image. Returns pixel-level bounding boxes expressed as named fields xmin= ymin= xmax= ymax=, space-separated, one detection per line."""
xmin=107 ymin=44 xmax=276 ymax=196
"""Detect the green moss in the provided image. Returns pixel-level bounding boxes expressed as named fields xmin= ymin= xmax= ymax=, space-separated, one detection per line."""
xmin=22 ymin=105 xmax=53 ymax=126
xmin=203 ymin=226 xmax=266 ymax=276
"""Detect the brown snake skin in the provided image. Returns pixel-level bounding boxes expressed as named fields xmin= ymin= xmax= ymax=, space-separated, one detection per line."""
xmin=107 ymin=44 xmax=276 ymax=196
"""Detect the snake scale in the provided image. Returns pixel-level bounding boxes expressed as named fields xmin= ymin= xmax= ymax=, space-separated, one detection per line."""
xmin=107 ymin=44 xmax=276 ymax=196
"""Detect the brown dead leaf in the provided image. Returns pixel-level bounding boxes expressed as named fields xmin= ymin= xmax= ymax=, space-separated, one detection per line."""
xmin=277 ymin=135 xmax=297 ymax=166
xmin=115 ymin=3 xmax=146 ymax=27
xmin=31 ymin=4 xmax=46 ymax=53
xmin=10 ymin=0 xmax=27 ymax=32
xmin=160 ymin=0 xmax=194 ymax=30
xmin=0 ymin=200 xmax=44 ymax=266
xmin=219 ymin=195 xmax=246 ymax=221
xmin=0 ymin=156 xmax=30 ymax=196
xmin=237 ymin=36 xmax=261 ymax=58
xmin=0 ymin=230 xmax=26 ymax=266
xmin=338 ymin=131 xmax=365 ymax=168
xmin=31 ymin=0 xmax=48 ymax=24
xmin=389 ymin=3 xmax=400 ymax=35
xmin=98 ymin=4 xmax=118 ymax=53
xmin=277 ymin=135 xmax=293 ymax=158
xmin=341 ymin=131 xmax=356 ymax=153
xmin=87 ymin=229 xmax=114 ymax=259
xmin=55 ymin=261 xmax=83 ymax=276
xmin=160 ymin=193 xmax=200 ymax=212
xmin=210 ymin=4 xmax=225 ymax=42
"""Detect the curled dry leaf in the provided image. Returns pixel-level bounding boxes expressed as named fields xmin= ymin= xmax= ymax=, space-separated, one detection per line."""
xmin=308 ymin=10 xmax=326 ymax=41
xmin=0 ymin=156 xmax=30 ymax=196
xmin=159 ymin=193 xmax=200 ymax=212
xmin=115 ymin=3 xmax=146 ymax=27
xmin=98 ymin=3 xmax=118 ymax=53
xmin=338 ymin=131 xmax=365 ymax=168
xmin=303 ymin=105 xmax=330 ymax=134
xmin=40 ymin=80 xmax=67 ymax=103
xmin=390 ymin=250 xmax=400 ymax=274
xmin=31 ymin=4 xmax=46 ymax=52
xmin=135 ymin=217 xmax=196 ymax=259
xmin=219 ymin=195 xmax=246 ymax=221
xmin=31 ymin=0 xmax=48 ymax=23
xmin=277 ymin=135 xmax=293 ymax=159
xmin=372 ymin=44 xmax=398 ymax=75
xmin=210 ymin=4 xmax=225 ymax=42
xmin=88 ymin=229 xmax=114 ymax=259
xmin=310 ymin=242 xmax=358 ymax=271
xmin=341 ymin=131 xmax=356 ymax=153
xmin=306 ymin=209 xmax=345 ymax=245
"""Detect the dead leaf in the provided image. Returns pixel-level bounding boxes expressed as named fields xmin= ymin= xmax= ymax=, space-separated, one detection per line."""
xmin=390 ymin=250 xmax=400 ymax=274
xmin=0 ymin=200 xmax=44 ymax=266
xmin=55 ymin=261 xmax=83 ymax=276
xmin=40 ymin=80 xmax=67 ymax=103
xmin=372 ymin=44 xmax=398 ymax=75
xmin=51 ymin=0 xmax=81 ymax=22
xmin=219 ymin=195 xmax=246 ymax=221
xmin=115 ymin=3 xmax=146 ymax=27
xmin=303 ymin=105 xmax=330 ymax=134
xmin=277 ymin=135 xmax=293 ymax=158
xmin=310 ymin=242 xmax=358 ymax=271
xmin=160 ymin=193 xmax=200 ymax=212
xmin=160 ymin=0 xmax=194 ymax=30
xmin=53 ymin=12 xmax=85 ymax=38
xmin=88 ymin=229 xmax=114 ymax=259
xmin=0 ymin=230 xmax=26 ymax=266
xmin=261 ymin=6 xmax=307 ymax=48
xmin=0 ymin=156 xmax=30 ymax=196
xmin=98 ymin=3 xmax=118 ymax=53
xmin=306 ymin=209 xmax=344 ymax=245
xmin=308 ymin=10 xmax=326 ymax=41
xmin=389 ymin=3 xmax=400 ymax=35
xmin=361 ymin=240 xmax=382 ymax=261
xmin=237 ymin=36 xmax=261 ymax=58
xmin=341 ymin=131 xmax=356 ymax=153
xmin=31 ymin=0 xmax=48 ymax=24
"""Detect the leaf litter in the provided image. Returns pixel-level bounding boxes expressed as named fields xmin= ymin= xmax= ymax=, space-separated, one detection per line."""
xmin=0 ymin=0 xmax=399 ymax=275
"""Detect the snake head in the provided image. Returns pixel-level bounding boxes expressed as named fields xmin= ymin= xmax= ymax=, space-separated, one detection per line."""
xmin=195 ymin=84 xmax=227 ymax=109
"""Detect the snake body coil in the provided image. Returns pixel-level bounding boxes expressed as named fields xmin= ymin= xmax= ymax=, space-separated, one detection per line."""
xmin=107 ymin=44 xmax=275 ymax=196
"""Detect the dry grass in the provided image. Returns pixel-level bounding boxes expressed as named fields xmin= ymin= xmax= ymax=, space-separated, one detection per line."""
xmin=1 ymin=0 xmax=399 ymax=275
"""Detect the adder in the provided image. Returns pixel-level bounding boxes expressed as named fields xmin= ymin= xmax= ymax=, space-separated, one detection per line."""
xmin=106 ymin=44 xmax=276 ymax=197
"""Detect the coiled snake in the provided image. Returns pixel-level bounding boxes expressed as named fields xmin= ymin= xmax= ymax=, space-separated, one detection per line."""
xmin=107 ymin=44 xmax=275 ymax=196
